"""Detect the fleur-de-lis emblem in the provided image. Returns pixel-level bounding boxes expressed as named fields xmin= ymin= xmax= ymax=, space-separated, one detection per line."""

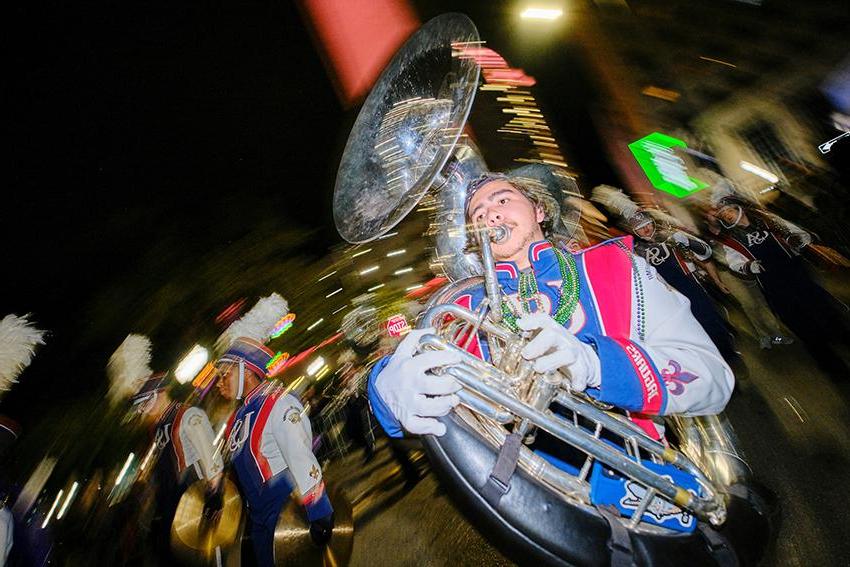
xmin=155 ymin=424 xmax=171 ymax=449
xmin=228 ymin=411 xmax=254 ymax=453
xmin=309 ymin=465 xmax=320 ymax=479
xmin=661 ymin=360 xmax=699 ymax=395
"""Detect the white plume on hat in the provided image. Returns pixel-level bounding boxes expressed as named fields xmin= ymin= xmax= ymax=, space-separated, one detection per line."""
xmin=0 ymin=314 xmax=47 ymax=394
xmin=591 ymin=185 xmax=641 ymax=219
xmin=107 ymin=334 xmax=153 ymax=407
xmin=216 ymin=293 xmax=289 ymax=352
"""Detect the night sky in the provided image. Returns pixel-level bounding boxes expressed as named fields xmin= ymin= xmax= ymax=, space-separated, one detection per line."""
xmin=5 ymin=1 xmax=350 ymax=426
xmin=4 ymin=2 xmax=616 ymax=434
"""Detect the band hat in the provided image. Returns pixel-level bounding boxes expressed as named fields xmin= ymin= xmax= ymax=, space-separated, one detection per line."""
xmin=0 ymin=314 xmax=47 ymax=396
xmin=591 ymin=184 xmax=653 ymax=226
xmin=464 ymin=172 xmax=510 ymax=213
xmin=129 ymin=372 xmax=169 ymax=406
xmin=628 ymin=211 xmax=655 ymax=230
xmin=708 ymin=176 xmax=754 ymax=210
xmin=218 ymin=338 xmax=276 ymax=378
xmin=215 ymin=293 xmax=289 ymax=378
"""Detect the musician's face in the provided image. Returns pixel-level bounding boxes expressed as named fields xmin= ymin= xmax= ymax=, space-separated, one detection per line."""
xmin=467 ymin=180 xmax=545 ymax=264
xmin=634 ymin=221 xmax=655 ymax=240
xmin=216 ymin=363 xmax=239 ymax=400
xmin=717 ymin=204 xmax=746 ymax=226
xmin=137 ymin=391 xmax=169 ymax=424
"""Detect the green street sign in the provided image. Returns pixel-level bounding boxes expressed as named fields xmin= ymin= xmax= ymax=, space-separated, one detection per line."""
xmin=628 ymin=132 xmax=707 ymax=198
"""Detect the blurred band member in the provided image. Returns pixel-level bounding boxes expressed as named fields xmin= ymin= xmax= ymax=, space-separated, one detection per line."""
xmin=0 ymin=315 xmax=46 ymax=565
xmin=215 ymin=295 xmax=334 ymax=567
xmin=711 ymin=187 xmax=850 ymax=376
xmin=594 ymin=186 xmax=740 ymax=366
xmin=108 ymin=335 xmax=223 ymax=562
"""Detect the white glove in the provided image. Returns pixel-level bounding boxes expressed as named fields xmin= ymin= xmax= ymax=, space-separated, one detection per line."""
xmin=748 ymin=260 xmax=765 ymax=274
xmin=517 ymin=313 xmax=601 ymax=392
xmin=671 ymin=231 xmax=689 ymax=246
xmin=374 ymin=328 xmax=463 ymax=436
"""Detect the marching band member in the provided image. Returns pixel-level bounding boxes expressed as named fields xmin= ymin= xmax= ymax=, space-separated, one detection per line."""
xmin=710 ymin=182 xmax=850 ymax=376
xmin=365 ymin=166 xmax=735 ymax=531
xmin=0 ymin=314 xmax=47 ymax=565
xmin=370 ymin=167 xmax=734 ymax=442
xmin=107 ymin=335 xmax=223 ymax=562
xmin=592 ymin=185 xmax=740 ymax=365
xmin=215 ymin=294 xmax=333 ymax=567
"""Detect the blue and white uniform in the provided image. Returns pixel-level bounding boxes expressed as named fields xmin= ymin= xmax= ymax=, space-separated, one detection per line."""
xmin=370 ymin=237 xmax=733 ymax=440
xmin=149 ymin=402 xmax=223 ymax=561
xmin=153 ymin=403 xmax=224 ymax=484
xmin=226 ymin=381 xmax=332 ymax=567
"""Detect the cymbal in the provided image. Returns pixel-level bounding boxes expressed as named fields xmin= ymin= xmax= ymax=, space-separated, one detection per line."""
xmin=171 ymin=478 xmax=243 ymax=564
xmin=273 ymin=486 xmax=354 ymax=567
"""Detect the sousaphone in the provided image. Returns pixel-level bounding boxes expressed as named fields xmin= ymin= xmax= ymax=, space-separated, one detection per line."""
xmin=334 ymin=13 xmax=774 ymax=566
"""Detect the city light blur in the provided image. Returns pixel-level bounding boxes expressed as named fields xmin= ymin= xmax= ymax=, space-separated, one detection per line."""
xmin=3 ymin=0 xmax=850 ymax=565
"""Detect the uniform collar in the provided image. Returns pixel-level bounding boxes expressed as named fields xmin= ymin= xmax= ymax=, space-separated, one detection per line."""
xmin=152 ymin=401 xmax=181 ymax=435
xmin=243 ymin=380 xmax=270 ymax=404
xmin=494 ymin=240 xmax=561 ymax=290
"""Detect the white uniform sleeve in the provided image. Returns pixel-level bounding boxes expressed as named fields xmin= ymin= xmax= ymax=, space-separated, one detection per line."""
xmin=585 ymin=255 xmax=734 ymax=417
xmin=686 ymin=234 xmax=712 ymax=261
xmin=269 ymin=394 xmax=323 ymax=496
xmin=766 ymin=213 xmax=812 ymax=252
xmin=179 ymin=407 xmax=224 ymax=480
xmin=632 ymin=256 xmax=734 ymax=415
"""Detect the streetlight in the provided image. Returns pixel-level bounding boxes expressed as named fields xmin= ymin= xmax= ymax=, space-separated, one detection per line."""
xmin=307 ymin=357 xmax=325 ymax=376
xmin=174 ymin=345 xmax=209 ymax=384
xmin=520 ymin=7 xmax=563 ymax=20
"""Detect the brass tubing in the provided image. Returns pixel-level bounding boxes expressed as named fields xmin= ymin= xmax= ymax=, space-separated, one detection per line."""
xmin=423 ymin=335 xmax=726 ymax=525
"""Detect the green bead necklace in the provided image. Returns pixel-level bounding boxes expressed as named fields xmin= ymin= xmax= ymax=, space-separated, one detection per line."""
xmin=500 ymin=247 xmax=580 ymax=333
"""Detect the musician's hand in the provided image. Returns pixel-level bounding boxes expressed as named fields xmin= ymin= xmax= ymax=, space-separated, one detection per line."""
xmin=309 ymin=512 xmax=334 ymax=547
xmin=517 ymin=313 xmax=601 ymax=392
xmin=748 ymin=260 xmax=766 ymax=274
xmin=374 ymin=328 xmax=463 ymax=436
xmin=202 ymin=484 xmax=224 ymax=525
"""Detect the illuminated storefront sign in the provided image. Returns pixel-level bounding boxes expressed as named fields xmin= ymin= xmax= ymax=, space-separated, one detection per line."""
xmin=270 ymin=313 xmax=296 ymax=339
xmin=266 ymin=352 xmax=290 ymax=377
xmin=386 ymin=314 xmax=410 ymax=337
xmin=629 ymin=132 xmax=707 ymax=198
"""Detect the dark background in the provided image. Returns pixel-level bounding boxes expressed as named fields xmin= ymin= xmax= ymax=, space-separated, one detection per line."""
xmin=5 ymin=1 xmax=348 ymax=426
xmin=3 ymin=1 xmax=617 ymax=432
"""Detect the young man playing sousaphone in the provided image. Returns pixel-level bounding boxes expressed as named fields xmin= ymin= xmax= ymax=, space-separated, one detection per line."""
xmin=367 ymin=164 xmax=735 ymax=532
